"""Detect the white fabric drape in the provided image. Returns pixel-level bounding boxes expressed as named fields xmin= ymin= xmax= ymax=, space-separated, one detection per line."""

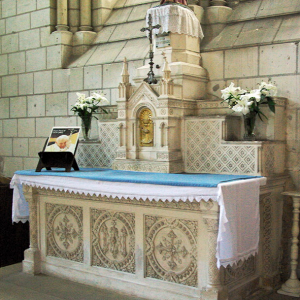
xmin=10 ymin=174 xmax=265 ymax=268
xmin=146 ymin=5 xmax=204 ymax=39
xmin=217 ymin=178 xmax=265 ymax=268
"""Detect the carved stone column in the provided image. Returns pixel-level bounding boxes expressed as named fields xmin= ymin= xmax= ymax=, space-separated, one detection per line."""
xmin=278 ymin=192 xmax=300 ymax=297
xmin=79 ymin=0 xmax=92 ymax=31
xmin=22 ymin=186 xmax=41 ymax=274
xmin=202 ymin=217 xmax=228 ymax=300
xmin=56 ymin=0 xmax=69 ymax=31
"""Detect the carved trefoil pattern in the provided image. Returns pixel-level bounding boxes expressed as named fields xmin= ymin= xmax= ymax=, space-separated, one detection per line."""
xmin=185 ymin=119 xmax=258 ymax=175
xmin=46 ymin=203 xmax=83 ymax=262
xmin=145 ymin=216 xmax=198 ymax=287
xmin=91 ymin=209 xmax=135 ymax=273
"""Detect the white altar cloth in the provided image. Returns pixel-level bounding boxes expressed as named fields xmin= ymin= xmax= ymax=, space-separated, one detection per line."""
xmin=146 ymin=5 xmax=204 ymax=39
xmin=10 ymin=174 xmax=266 ymax=268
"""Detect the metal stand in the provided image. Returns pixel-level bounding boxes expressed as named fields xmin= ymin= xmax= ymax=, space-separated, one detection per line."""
xmin=141 ymin=14 xmax=161 ymax=84
xmin=278 ymin=191 xmax=300 ymax=297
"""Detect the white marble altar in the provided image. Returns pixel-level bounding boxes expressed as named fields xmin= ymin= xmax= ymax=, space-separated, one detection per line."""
xmin=11 ymin=172 xmax=287 ymax=300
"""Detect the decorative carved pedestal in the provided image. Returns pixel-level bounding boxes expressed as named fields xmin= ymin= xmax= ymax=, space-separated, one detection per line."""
xmin=278 ymin=191 xmax=300 ymax=297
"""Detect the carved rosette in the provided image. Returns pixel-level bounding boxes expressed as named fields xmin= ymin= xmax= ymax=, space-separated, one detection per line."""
xmin=145 ymin=216 xmax=198 ymax=287
xmin=46 ymin=203 xmax=83 ymax=262
xmin=91 ymin=209 xmax=135 ymax=273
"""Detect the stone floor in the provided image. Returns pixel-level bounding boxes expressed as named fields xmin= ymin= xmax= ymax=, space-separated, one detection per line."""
xmin=0 ymin=263 xmax=299 ymax=300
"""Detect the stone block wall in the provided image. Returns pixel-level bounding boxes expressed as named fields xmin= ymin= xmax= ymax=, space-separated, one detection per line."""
xmin=0 ymin=0 xmax=150 ymax=177
xmin=0 ymin=0 xmax=300 ymax=192
xmin=200 ymin=0 xmax=300 ymax=190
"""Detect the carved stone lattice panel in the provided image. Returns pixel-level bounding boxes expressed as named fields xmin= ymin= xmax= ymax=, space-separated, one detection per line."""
xmin=185 ymin=119 xmax=258 ymax=174
xmin=222 ymin=256 xmax=256 ymax=285
xmin=261 ymin=194 xmax=273 ymax=276
xmin=76 ymin=123 xmax=119 ymax=168
xmin=91 ymin=209 xmax=135 ymax=273
xmin=145 ymin=216 xmax=198 ymax=287
xmin=263 ymin=144 xmax=275 ymax=176
xmin=46 ymin=203 xmax=83 ymax=262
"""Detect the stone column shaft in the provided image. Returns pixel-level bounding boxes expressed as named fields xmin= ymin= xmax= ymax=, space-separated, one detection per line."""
xmin=80 ymin=0 xmax=92 ymax=31
xmin=56 ymin=0 xmax=69 ymax=31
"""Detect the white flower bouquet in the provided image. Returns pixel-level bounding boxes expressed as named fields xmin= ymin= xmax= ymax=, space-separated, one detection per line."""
xmin=71 ymin=92 xmax=108 ymax=118
xmin=221 ymin=81 xmax=277 ymax=119
xmin=71 ymin=92 xmax=108 ymax=140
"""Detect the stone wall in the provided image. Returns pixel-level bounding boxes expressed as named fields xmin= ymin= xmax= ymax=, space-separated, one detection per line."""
xmin=0 ymin=0 xmax=153 ymax=177
xmin=0 ymin=0 xmax=299 ymax=191
xmin=200 ymin=0 xmax=300 ymax=189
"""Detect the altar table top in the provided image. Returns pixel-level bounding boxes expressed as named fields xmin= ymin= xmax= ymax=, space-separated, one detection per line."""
xmin=14 ymin=168 xmax=260 ymax=187
xmin=10 ymin=168 xmax=266 ymax=268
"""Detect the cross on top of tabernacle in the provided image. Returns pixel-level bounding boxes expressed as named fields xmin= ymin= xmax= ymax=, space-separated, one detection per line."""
xmin=140 ymin=14 xmax=161 ymax=84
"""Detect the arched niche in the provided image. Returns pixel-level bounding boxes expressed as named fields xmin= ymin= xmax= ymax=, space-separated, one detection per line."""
xmin=139 ymin=107 xmax=154 ymax=147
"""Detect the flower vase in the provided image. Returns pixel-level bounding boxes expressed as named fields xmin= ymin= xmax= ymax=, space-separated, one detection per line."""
xmin=243 ymin=112 xmax=256 ymax=141
xmin=80 ymin=115 xmax=92 ymax=141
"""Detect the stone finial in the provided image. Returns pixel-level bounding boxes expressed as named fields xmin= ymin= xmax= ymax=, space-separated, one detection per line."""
xmin=160 ymin=52 xmax=173 ymax=96
xmin=162 ymin=52 xmax=171 ymax=81
xmin=121 ymin=57 xmax=130 ymax=84
xmin=119 ymin=57 xmax=131 ymax=100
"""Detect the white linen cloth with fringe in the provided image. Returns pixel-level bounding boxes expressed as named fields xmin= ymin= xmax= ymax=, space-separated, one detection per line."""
xmin=146 ymin=5 xmax=204 ymax=39
xmin=10 ymin=174 xmax=265 ymax=268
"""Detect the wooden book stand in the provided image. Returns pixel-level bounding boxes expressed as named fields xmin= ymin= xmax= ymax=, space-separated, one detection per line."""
xmin=35 ymin=139 xmax=80 ymax=172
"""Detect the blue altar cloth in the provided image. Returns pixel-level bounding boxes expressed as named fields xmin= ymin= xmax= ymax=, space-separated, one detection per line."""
xmin=15 ymin=168 xmax=260 ymax=188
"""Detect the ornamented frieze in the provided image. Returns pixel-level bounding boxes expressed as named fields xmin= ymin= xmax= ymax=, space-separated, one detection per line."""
xmin=145 ymin=216 xmax=198 ymax=287
xmin=37 ymin=188 xmax=217 ymax=212
xmin=91 ymin=209 xmax=135 ymax=273
xmin=46 ymin=203 xmax=83 ymax=262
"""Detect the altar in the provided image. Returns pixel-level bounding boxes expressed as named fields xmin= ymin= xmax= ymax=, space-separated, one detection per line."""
xmin=8 ymin=2 xmax=290 ymax=300
xmin=10 ymin=168 xmax=287 ymax=300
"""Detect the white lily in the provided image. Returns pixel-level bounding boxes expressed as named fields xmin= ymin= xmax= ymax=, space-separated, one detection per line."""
xmin=232 ymin=96 xmax=253 ymax=115
xmin=247 ymin=89 xmax=261 ymax=102
xmin=221 ymin=82 xmax=246 ymax=101
xmin=259 ymin=81 xmax=277 ymax=96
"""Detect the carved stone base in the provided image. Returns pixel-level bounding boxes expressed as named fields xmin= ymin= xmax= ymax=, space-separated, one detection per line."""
xmin=112 ymin=159 xmax=184 ymax=173
xmin=278 ymin=281 xmax=300 ymax=297
xmin=23 ymin=248 xmax=41 ymax=275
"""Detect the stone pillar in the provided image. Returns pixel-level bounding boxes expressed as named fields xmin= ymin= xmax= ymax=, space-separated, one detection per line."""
xmin=56 ymin=0 xmax=69 ymax=31
xmin=69 ymin=0 xmax=80 ymax=33
xmin=79 ymin=0 xmax=92 ymax=31
xmin=22 ymin=186 xmax=41 ymax=275
xmin=202 ymin=217 xmax=228 ymax=300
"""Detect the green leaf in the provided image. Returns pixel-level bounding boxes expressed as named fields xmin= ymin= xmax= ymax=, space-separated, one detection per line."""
xmin=258 ymin=110 xmax=268 ymax=121
xmin=267 ymin=97 xmax=276 ymax=113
